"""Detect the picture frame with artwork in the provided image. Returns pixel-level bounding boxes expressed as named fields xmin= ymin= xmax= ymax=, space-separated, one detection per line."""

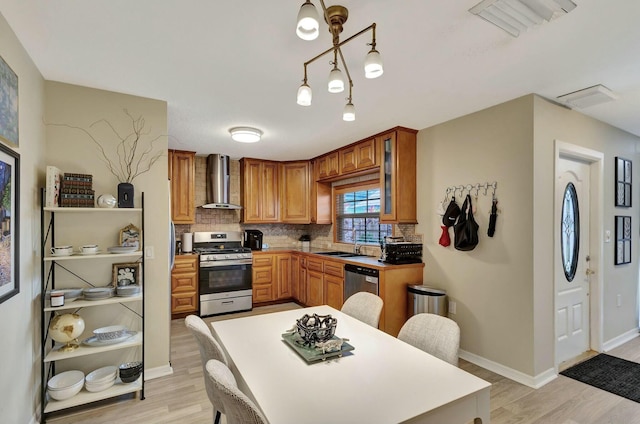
xmin=119 ymin=223 xmax=141 ymax=249
xmin=112 ymin=262 xmax=142 ymax=287
xmin=615 ymin=215 xmax=631 ymax=265
xmin=615 ymin=157 xmax=631 ymax=207
xmin=0 ymin=142 xmax=19 ymax=304
xmin=0 ymin=54 xmax=18 ymax=148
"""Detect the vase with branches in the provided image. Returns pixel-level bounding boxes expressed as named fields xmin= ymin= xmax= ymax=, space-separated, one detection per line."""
xmin=48 ymin=109 xmax=165 ymax=207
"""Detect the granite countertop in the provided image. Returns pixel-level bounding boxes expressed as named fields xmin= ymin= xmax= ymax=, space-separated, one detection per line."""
xmin=254 ymin=247 xmax=424 ymax=269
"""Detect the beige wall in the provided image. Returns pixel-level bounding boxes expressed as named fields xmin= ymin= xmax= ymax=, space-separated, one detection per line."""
xmin=418 ymin=94 xmax=640 ymax=382
xmin=417 ymin=95 xmax=536 ymax=374
xmin=532 ymin=95 xmax=640 ymax=373
xmin=44 ymin=83 xmax=171 ymax=378
xmin=0 ymin=12 xmax=46 ymax=424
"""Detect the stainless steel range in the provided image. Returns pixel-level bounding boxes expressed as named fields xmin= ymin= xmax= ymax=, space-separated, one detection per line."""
xmin=193 ymin=231 xmax=253 ymax=316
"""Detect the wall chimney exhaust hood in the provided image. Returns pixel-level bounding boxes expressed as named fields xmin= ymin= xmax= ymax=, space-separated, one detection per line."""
xmin=200 ymin=154 xmax=242 ymax=209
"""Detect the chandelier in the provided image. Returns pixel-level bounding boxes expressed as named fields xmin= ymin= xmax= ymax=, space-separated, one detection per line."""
xmin=295 ymin=1 xmax=384 ymax=121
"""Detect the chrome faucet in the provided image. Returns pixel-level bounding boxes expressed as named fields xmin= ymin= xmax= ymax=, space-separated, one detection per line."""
xmin=353 ymin=228 xmax=361 ymax=254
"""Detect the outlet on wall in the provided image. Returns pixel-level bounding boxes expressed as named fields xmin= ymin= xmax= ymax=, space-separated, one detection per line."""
xmin=449 ymin=300 xmax=457 ymax=315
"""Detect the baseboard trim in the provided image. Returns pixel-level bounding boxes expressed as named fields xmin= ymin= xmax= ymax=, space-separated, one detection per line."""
xmin=459 ymin=349 xmax=557 ymax=389
xmin=144 ymin=364 xmax=173 ymax=380
xmin=603 ymin=328 xmax=640 ymax=352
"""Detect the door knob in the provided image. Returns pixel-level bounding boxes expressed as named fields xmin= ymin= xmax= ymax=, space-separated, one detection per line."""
xmin=586 ymin=268 xmax=596 ymax=276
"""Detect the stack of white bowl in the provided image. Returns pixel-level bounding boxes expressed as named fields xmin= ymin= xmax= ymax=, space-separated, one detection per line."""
xmin=116 ymin=284 xmax=141 ymax=297
xmin=85 ymin=365 xmax=117 ymax=392
xmin=83 ymin=287 xmax=114 ymax=300
xmin=47 ymin=370 xmax=85 ymax=400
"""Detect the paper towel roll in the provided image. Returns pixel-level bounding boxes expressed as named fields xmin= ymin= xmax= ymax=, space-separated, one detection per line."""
xmin=181 ymin=233 xmax=193 ymax=252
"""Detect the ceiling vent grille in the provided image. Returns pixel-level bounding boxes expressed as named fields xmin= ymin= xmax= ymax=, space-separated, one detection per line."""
xmin=557 ymin=85 xmax=619 ymax=109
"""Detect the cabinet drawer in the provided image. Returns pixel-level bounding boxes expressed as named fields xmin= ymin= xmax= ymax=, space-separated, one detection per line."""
xmin=253 ymin=256 xmax=274 ymax=267
xmin=323 ymin=261 xmax=344 ymax=277
xmin=171 ymin=272 xmax=198 ymax=293
xmin=253 ymin=267 xmax=274 ymax=285
xmin=171 ymin=292 xmax=198 ymax=314
xmin=253 ymin=283 xmax=274 ymax=303
xmin=307 ymin=258 xmax=323 ymax=273
xmin=173 ymin=256 xmax=198 ymax=273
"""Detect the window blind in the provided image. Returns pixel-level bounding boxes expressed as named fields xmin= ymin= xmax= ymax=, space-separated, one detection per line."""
xmin=335 ymin=187 xmax=392 ymax=245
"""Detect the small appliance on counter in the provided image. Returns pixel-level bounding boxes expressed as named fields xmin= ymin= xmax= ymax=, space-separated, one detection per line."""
xmin=181 ymin=232 xmax=193 ymax=253
xmin=244 ymin=229 xmax=263 ymax=251
xmin=379 ymin=236 xmax=423 ymax=264
xmin=299 ymin=234 xmax=311 ymax=251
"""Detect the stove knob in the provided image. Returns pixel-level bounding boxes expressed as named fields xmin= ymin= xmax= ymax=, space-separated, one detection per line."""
xmin=225 ymin=254 xmax=231 ymax=259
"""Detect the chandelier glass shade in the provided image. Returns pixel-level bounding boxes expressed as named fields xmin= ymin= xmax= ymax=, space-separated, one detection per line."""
xmin=296 ymin=1 xmax=320 ymax=40
xmin=295 ymin=1 xmax=383 ymax=121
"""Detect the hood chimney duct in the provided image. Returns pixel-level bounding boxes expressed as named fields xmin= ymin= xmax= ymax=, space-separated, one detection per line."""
xmin=201 ymin=154 xmax=242 ymax=209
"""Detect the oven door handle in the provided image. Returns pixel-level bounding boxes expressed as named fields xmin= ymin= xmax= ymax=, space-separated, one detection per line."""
xmin=200 ymin=259 xmax=253 ymax=268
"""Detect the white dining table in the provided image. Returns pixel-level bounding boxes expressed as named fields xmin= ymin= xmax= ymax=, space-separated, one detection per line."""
xmin=211 ymin=305 xmax=491 ymax=424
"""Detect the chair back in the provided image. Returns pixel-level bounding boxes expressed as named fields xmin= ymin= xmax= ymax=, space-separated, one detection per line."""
xmin=341 ymin=291 xmax=384 ymax=327
xmin=397 ymin=313 xmax=460 ymax=366
xmin=206 ymin=359 xmax=268 ymax=424
xmin=185 ymin=315 xmax=229 ymax=416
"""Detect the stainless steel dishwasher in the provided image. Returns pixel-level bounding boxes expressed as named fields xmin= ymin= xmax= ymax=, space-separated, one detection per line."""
xmin=344 ymin=263 xmax=379 ymax=300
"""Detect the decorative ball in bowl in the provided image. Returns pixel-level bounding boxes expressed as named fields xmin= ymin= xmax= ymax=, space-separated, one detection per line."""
xmin=97 ymin=194 xmax=117 ymax=208
xmin=295 ymin=314 xmax=337 ymax=347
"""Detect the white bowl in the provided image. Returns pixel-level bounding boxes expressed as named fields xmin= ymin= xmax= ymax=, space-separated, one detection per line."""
xmin=85 ymin=365 xmax=117 ymax=384
xmin=85 ymin=377 xmax=116 ymax=392
xmin=93 ymin=325 xmax=128 ymax=341
xmin=47 ymin=370 xmax=85 ymax=400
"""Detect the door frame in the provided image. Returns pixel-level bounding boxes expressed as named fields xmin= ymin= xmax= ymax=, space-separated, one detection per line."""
xmin=554 ymin=140 xmax=604 ymax=368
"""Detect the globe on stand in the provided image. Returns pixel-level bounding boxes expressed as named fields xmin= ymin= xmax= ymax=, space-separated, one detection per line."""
xmin=49 ymin=313 xmax=85 ymax=352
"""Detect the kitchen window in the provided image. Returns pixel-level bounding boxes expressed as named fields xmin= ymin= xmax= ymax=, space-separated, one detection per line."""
xmin=335 ymin=183 xmax=392 ymax=246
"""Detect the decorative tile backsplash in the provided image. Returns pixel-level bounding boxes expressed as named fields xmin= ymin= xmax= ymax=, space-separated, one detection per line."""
xmin=174 ymin=156 xmax=419 ymax=255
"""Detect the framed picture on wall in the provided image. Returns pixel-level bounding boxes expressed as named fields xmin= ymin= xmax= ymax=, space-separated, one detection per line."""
xmin=615 ymin=215 xmax=631 ymax=265
xmin=615 ymin=157 xmax=631 ymax=207
xmin=0 ymin=55 xmax=19 ymax=148
xmin=0 ymin=143 xmax=20 ymax=304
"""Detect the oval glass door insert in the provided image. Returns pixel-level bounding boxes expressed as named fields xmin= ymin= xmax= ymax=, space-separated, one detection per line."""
xmin=561 ymin=182 xmax=580 ymax=282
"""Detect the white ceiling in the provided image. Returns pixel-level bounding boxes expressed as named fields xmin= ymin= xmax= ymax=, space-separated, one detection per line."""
xmin=2 ymin=1 xmax=639 ymax=160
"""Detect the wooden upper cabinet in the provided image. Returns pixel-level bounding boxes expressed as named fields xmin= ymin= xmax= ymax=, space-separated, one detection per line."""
xmin=378 ymin=128 xmax=418 ymax=224
xmin=280 ymin=161 xmax=311 ymax=223
xmin=241 ymin=158 xmax=279 ymax=223
xmin=169 ymin=150 xmax=196 ymax=224
xmin=340 ymin=138 xmax=377 ymax=174
xmin=317 ymin=152 xmax=339 ymax=180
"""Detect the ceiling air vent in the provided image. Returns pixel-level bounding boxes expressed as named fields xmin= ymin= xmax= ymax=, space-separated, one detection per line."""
xmin=556 ymin=85 xmax=619 ymax=109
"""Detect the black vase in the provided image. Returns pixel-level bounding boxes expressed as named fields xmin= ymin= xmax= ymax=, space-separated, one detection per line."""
xmin=118 ymin=182 xmax=134 ymax=208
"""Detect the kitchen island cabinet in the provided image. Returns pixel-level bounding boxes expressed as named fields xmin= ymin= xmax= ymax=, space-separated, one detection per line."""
xmin=171 ymin=254 xmax=199 ymax=319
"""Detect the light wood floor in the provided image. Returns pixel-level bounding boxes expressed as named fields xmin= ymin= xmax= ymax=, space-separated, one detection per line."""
xmin=47 ymin=303 xmax=640 ymax=424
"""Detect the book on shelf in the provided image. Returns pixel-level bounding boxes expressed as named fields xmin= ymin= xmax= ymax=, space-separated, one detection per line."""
xmin=45 ymin=166 xmax=63 ymax=207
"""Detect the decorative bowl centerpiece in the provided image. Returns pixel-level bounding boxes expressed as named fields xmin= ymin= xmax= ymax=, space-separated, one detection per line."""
xmin=295 ymin=314 xmax=337 ymax=347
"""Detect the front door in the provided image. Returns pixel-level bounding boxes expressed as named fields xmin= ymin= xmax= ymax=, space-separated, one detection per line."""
xmin=555 ymin=156 xmax=591 ymax=364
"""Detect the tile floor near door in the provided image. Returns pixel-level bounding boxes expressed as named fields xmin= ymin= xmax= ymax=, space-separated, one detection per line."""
xmin=48 ymin=303 xmax=640 ymax=424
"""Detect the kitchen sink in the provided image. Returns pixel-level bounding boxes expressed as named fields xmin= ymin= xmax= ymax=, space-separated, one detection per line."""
xmin=316 ymin=251 xmax=370 ymax=258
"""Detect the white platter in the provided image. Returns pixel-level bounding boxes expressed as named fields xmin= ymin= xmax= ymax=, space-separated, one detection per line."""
xmin=77 ymin=250 xmax=102 ymax=255
xmin=82 ymin=331 xmax=137 ymax=346
xmin=51 ymin=252 xmax=73 ymax=257
xmin=107 ymin=246 xmax=138 ymax=254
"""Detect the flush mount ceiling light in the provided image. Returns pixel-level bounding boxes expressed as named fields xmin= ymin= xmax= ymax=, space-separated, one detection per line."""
xmin=229 ymin=127 xmax=263 ymax=143
xmin=469 ymin=0 xmax=577 ymax=37
xmin=557 ymin=85 xmax=619 ymax=109
xmin=295 ymin=1 xmax=383 ymax=121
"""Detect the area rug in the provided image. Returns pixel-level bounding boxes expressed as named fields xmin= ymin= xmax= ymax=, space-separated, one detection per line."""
xmin=560 ymin=354 xmax=640 ymax=403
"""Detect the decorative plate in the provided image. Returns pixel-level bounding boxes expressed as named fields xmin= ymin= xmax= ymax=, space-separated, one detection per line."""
xmin=282 ymin=332 xmax=354 ymax=362
xmin=82 ymin=331 xmax=137 ymax=346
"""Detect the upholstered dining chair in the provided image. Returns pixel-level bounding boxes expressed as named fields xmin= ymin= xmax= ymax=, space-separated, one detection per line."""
xmin=397 ymin=313 xmax=460 ymax=366
xmin=185 ymin=315 xmax=230 ymax=424
xmin=341 ymin=291 xmax=384 ymax=328
xmin=206 ymin=359 xmax=268 ymax=424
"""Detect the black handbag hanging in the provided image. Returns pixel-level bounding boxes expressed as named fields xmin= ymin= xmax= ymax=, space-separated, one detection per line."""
xmin=454 ymin=194 xmax=479 ymax=251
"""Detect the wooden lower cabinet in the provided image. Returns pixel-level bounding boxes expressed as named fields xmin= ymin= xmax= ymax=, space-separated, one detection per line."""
xmin=324 ymin=274 xmax=343 ymax=309
xmin=171 ymin=255 xmax=199 ymax=318
xmin=306 ymin=269 xmax=324 ymax=306
xmin=252 ymin=253 xmax=292 ymax=304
